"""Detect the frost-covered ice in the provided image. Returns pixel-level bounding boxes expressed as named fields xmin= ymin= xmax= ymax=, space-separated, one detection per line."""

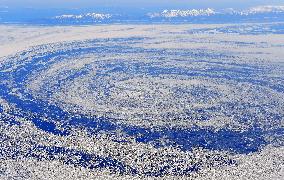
xmin=0 ymin=23 xmax=284 ymax=179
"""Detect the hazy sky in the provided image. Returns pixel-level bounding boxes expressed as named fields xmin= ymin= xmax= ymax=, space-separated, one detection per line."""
xmin=1 ymin=0 xmax=284 ymax=9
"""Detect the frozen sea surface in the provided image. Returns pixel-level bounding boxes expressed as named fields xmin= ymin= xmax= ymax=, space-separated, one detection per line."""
xmin=0 ymin=23 xmax=284 ymax=179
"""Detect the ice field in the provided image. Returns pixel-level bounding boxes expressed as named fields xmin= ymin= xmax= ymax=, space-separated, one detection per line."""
xmin=0 ymin=23 xmax=284 ymax=179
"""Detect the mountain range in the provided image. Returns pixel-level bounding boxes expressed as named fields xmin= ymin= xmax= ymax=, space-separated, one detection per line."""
xmin=1 ymin=5 xmax=284 ymax=24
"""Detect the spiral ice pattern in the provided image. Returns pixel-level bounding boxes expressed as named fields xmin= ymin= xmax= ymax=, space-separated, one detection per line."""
xmin=0 ymin=24 xmax=284 ymax=179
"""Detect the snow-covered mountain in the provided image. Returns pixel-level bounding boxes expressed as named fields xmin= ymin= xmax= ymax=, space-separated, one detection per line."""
xmin=147 ymin=5 xmax=284 ymax=18
xmin=147 ymin=8 xmax=215 ymax=18
xmin=55 ymin=13 xmax=112 ymax=20
xmin=223 ymin=5 xmax=284 ymax=15
xmin=45 ymin=5 xmax=284 ymax=24
xmin=246 ymin=5 xmax=284 ymax=14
